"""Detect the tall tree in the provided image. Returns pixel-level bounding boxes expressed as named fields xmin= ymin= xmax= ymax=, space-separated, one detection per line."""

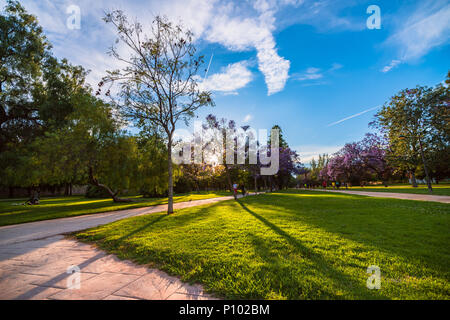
xmin=102 ymin=12 xmax=214 ymax=213
xmin=372 ymin=84 xmax=448 ymax=191
xmin=0 ymin=0 xmax=51 ymax=151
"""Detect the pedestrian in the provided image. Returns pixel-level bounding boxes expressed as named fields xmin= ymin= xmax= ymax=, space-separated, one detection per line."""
xmin=232 ymin=183 xmax=238 ymax=197
xmin=322 ymin=180 xmax=327 ymax=189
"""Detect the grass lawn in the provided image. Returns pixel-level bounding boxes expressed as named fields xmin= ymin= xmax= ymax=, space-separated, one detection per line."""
xmin=74 ymin=189 xmax=450 ymax=300
xmin=339 ymin=183 xmax=450 ymax=196
xmin=0 ymin=191 xmax=232 ymax=227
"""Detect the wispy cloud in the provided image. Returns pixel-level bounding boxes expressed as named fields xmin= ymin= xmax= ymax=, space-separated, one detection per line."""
xmin=329 ymin=63 xmax=343 ymax=71
xmin=294 ymin=63 xmax=342 ymax=84
xmin=381 ymin=59 xmax=402 ymax=73
xmin=327 ymin=106 xmax=380 ymax=127
xmin=20 ymin=0 xmax=296 ymax=96
xmin=296 ymin=67 xmax=323 ymax=80
xmin=385 ymin=1 xmax=450 ymax=61
xmin=197 ymin=61 xmax=252 ymax=94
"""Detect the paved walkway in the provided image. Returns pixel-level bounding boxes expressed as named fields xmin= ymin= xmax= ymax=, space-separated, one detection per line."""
xmin=0 ymin=195 xmax=251 ymax=300
xmin=309 ymin=189 xmax=450 ymax=204
xmin=0 ymin=235 xmax=216 ymax=300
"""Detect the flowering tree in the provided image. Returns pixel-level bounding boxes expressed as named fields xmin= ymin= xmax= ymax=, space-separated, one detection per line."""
xmin=359 ymin=133 xmax=392 ymax=186
xmin=321 ymin=133 xmax=392 ymax=186
xmin=277 ymin=147 xmax=301 ymax=188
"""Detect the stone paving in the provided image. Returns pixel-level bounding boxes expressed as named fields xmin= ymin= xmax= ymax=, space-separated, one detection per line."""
xmin=309 ymin=189 xmax=450 ymax=203
xmin=0 ymin=235 xmax=216 ymax=300
xmin=0 ymin=196 xmax=254 ymax=300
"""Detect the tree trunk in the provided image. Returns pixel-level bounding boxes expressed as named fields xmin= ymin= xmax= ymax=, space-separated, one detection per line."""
xmin=410 ymin=171 xmax=418 ymax=187
xmin=254 ymin=176 xmax=258 ymax=194
xmin=224 ymin=164 xmax=237 ymax=200
xmin=88 ymin=167 xmax=133 ymax=203
xmin=167 ymin=136 xmax=174 ymax=213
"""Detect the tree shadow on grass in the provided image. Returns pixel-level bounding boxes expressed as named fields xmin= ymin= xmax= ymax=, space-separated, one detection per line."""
xmin=237 ymin=200 xmax=387 ymax=299
xmin=115 ymin=214 xmax=168 ymax=242
xmin=78 ymin=200 xmax=232 ymax=250
xmin=248 ymin=191 xmax=450 ymax=268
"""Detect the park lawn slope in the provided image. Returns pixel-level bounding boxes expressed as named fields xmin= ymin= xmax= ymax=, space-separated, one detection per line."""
xmin=75 ymin=190 xmax=450 ymax=300
xmin=0 ymin=191 xmax=232 ymax=226
xmin=345 ymin=184 xmax=450 ymax=196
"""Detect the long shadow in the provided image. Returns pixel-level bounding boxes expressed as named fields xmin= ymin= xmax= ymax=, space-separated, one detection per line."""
xmin=115 ymin=214 xmax=167 ymax=242
xmin=237 ymin=200 xmax=387 ymax=299
xmin=12 ymin=214 xmax=171 ymax=299
xmin=77 ymin=199 xmax=233 ymax=247
xmin=0 ymin=234 xmax=68 ymax=262
xmin=248 ymin=233 xmax=341 ymax=299
xmin=249 ymin=190 xmax=450 ymax=266
xmin=15 ymin=252 xmax=106 ymax=300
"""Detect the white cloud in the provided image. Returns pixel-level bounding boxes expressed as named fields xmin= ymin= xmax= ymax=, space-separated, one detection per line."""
xmin=243 ymin=114 xmax=253 ymax=122
xmin=385 ymin=1 xmax=450 ymax=61
xmin=197 ymin=61 xmax=252 ymax=94
xmin=294 ymin=63 xmax=341 ymax=82
xmin=205 ymin=2 xmax=290 ymax=95
xmin=381 ymin=59 xmax=402 ymax=73
xmin=296 ymin=67 xmax=323 ymax=80
xmin=329 ymin=63 xmax=343 ymax=71
xmin=255 ymin=38 xmax=291 ymax=95
xmin=18 ymin=0 xmax=294 ymax=95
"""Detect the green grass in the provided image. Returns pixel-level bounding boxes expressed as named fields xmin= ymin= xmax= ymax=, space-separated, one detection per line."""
xmin=74 ymin=189 xmax=450 ymax=300
xmin=340 ymin=183 xmax=450 ymax=196
xmin=0 ymin=191 xmax=232 ymax=226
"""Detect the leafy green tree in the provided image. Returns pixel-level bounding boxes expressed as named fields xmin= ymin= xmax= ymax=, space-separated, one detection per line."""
xmin=373 ymin=86 xmax=437 ymax=189
xmin=30 ymin=93 xmax=141 ymax=202
xmin=136 ymin=131 xmax=172 ymax=197
xmin=0 ymin=0 xmax=51 ymax=151
xmin=310 ymin=154 xmax=329 ymax=182
xmin=270 ymin=125 xmax=288 ymax=148
xmin=426 ymin=72 xmax=450 ymax=182
xmin=0 ymin=1 xmax=93 ymax=198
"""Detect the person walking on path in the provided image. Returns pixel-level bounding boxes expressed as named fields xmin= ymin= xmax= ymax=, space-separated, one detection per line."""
xmin=322 ymin=180 xmax=327 ymax=189
xmin=232 ymin=183 xmax=238 ymax=197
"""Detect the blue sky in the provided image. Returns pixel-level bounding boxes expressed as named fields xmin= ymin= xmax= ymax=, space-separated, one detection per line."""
xmin=11 ymin=0 xmax=450 ymax=163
